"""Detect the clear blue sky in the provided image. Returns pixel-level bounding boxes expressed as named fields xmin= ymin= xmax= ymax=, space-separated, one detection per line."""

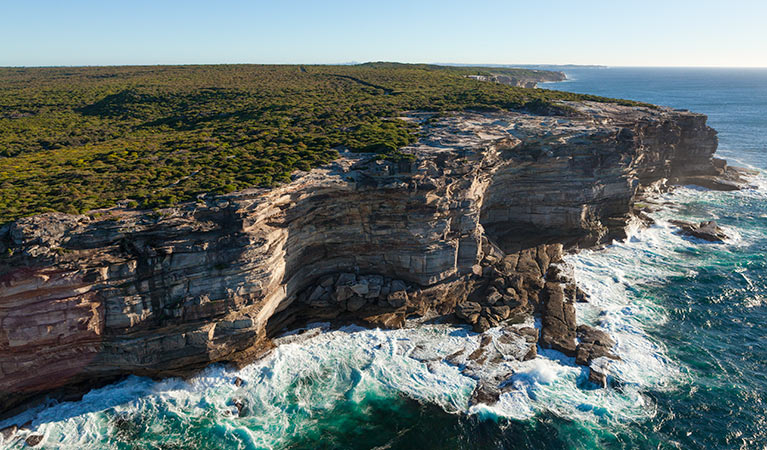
xmin=2 ymin=0 xmax=765 ymax=67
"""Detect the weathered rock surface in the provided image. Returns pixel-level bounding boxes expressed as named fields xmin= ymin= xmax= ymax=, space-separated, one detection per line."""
xmin=0 ymin=102 xmax=741 ymax=415
xmin=466 ymin=70 xmax=567 ymax=89
xmin=25 ymin=434 xmax=43 ymax=447
xmin=670 ymin=219 xmax=728 ymax=242
xmin=572 ymin=325 xmax=621 ymax=388
xmin=671 ymin=157 xmax=755 ymax=191
xmin=442 ymin=325 xmax=538 ymax=407
xmin=0 ymin=425 xmax=17 ymax=441
xmin=588 ymin=358 xmax=613 ymax=389
xmin=575 ymin=325 xmax=619 ymax=366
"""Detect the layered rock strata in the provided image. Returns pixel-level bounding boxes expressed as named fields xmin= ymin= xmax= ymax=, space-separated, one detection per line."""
xmin=466 ymin=70 xmax=567 ymax=88
xmin=0 ymin=101 xmax=743 ymax=415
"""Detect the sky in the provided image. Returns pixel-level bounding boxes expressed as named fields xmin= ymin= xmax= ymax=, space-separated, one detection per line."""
xmin=1 ymin=0 xmax=766 ymax=67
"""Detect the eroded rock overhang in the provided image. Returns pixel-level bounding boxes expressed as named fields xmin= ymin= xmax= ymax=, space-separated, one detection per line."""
xmin=0 ymin=101 xmax=745 ymax=416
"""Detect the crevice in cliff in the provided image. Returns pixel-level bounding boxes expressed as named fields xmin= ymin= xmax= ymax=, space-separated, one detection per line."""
xmin=1 ymin=102 xmax=749 ymax=417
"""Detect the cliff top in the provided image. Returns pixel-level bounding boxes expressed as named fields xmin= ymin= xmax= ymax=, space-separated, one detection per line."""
xmin=0 ymin=63 xmax=648 ymax=223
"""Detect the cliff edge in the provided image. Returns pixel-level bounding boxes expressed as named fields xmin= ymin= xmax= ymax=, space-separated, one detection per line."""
xmin=0 ymin=101 xmax=748 ymax=417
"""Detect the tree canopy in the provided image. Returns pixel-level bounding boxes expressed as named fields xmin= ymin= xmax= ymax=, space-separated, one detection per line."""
xmin=0 ymin=63 xmax=645 ymax=223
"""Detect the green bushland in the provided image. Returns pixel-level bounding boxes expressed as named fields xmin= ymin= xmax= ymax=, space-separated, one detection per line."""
xmin=0 ymin=63 xmax=648 ymax=223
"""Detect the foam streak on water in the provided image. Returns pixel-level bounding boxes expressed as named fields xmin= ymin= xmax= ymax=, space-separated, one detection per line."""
xmin=3 ymin=186 xmax=766 ymax=450
xmin=5 ymin=188 xmax=749 ymax=449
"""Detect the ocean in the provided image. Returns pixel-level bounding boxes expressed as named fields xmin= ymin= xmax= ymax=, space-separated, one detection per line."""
xmin=2 ymin=68 xmax=766 ymax=450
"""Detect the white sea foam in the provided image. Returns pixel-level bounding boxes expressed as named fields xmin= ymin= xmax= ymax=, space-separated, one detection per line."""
xmin=0 ymin=321 xmax=676 ymax=448
xmin=3 ymin=178 xmax=763 ymax=449
xmin=567 ymin=223 xmax=686 ymax=389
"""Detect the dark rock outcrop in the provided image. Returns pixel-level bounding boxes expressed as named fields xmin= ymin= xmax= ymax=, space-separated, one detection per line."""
xmin=0 ymin=425 xmax=17 ymax=441
xmin=671 ymin=157 xmax=754 ymax=191
xmin=540 ymin=281 xmax=577 ymax=356
xmin=444 ymin=325 xmax=538 ymax=407
xmin=575 ymin=325 xmax=619 ymax=366
xmin=670 ymin=220 xmax=728 ymax=242
xmin=588 ymin=361 xmax=611 ymax=388
xmin=25 ymin=434 xmax=43 ymax=447
xmin=0 ymin=102 xmax=743 ymax=415
xmin=574 ymin=325 xmax=620 ymax=388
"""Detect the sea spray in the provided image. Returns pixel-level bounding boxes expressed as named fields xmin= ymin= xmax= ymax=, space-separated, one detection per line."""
xmin=5 ymin=175 xmax=766 ymax=450
xmin=1 ymin=281 xmax=680 ymax=450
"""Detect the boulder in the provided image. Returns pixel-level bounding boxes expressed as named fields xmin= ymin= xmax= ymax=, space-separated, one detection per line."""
xmin=588 ymin=366 xmax=608 ymax=388
xmin=456 ymin=301 xmax=482 ymax=320
xmin=231 ymin=398 xmax=249 ymax=417
xmin=475 ymin=317 xmax=491 ymax=332
xmin=390 ymin=279 xmax=407 ymax=293
xmin=346 ymin=296 xmax=367 ymax=312
xmin=307 ymin=285 xmax=326 ymax=303
xmin=490 ymin=305 xmax=511 ymax=320
xmin=333 ymin=285 xmax=354 ymax=302
xmin=25 ymin=435 xmax=44 ymax=447
xmin=363 ymin=311 xmax=406 ymax=329
xmin=365 ymin=284 xmax=381 ymax=298
xmin=588 ymin=358 xmax=613 ymax=388
xmin=483 ymin=286 xmax=503 ymax=305
xmin=516 ymin=326 xmax=539 ymax=343
xmin=575 ymin=325 xmax=619 ymax=366
xmin=350 ymin=283 xmax=369 ymax=296
xmin=387 ymin=290 xmax=408 ymax=308
xmin=0 ymin=425 xmax=17 ymax=441
xmin=336 ymin=273 xmax=356 ymax=286
xmin=670 ymin=220 xmax=727 ymax=242
xmin=469 ymin=381 xmax=501 ymax=406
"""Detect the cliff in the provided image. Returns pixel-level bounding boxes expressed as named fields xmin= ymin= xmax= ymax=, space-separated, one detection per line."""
xmin=0 ymin=101 xmax=746 ymax=416
xmin=466 ymin=70 xmax=567 ymax=88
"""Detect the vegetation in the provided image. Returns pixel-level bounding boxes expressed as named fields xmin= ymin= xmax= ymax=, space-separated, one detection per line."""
xmin=0 ymin=63 xmax=647 ymax=223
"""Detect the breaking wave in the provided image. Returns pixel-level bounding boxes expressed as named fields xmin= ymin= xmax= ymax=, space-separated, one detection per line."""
xmin=3 ymin=168 xmax=764 ymax=449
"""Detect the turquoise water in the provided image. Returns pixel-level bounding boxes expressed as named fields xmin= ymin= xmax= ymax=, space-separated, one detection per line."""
xmin=1 ymin=68 xmax=766 ymax=449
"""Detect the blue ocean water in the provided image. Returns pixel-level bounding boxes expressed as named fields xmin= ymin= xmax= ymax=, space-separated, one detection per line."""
xmin=542 ymin=67 xmax=767 ymax=170
xmin=1 ymin=68 xmax=766 ymax=450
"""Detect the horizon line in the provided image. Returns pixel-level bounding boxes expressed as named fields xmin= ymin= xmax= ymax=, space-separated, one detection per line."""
xmin=2 ymin=62 xmax=767 ymax=70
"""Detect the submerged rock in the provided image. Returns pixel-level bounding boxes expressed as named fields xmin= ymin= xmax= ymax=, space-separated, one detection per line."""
xmin=469 ymin=381 xmax=502 ymax=406
xmin=25 ymin=434 xmax=43 ymax=447
xmin=443 ymin=326 xmax=538 ymax=407
xmin=227 ymin=398 xmax=250 ymax=417
xmin=588 ymin=358 xmax=614 ymax=389
xmin=575 ymin=325 xmax=619 ymax=366
xmin=670 ymin=220 xmax=728 ymax=242
xmin=345 ymin=296 xmax=367 ymax=312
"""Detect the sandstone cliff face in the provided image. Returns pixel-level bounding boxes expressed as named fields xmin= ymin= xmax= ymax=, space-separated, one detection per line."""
xmin=467 ymin=71 xmax=567 ymax=88
xmin=0 ymin=102 xmax=736 ymax=415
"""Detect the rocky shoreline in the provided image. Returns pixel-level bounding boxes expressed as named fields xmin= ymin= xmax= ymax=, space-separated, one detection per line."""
xmin=466 ymin=69 xmax=567 ymax=88
xmin=0 ymin=101 xmax=750 ymax=421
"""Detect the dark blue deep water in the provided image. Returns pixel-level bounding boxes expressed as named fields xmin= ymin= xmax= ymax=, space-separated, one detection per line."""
xmin=538 ymin=67 xmax=767 ymax=449
xmin=542 ymin=67 xmax=767 ymax=169
xmin=1 ymin=68 xmax=765 ymax=450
